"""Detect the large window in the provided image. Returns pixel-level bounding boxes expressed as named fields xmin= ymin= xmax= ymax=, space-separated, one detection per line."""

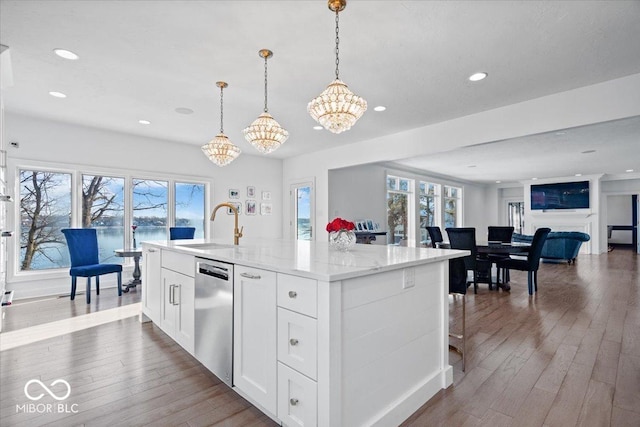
xmin=17 ymin=167 xmax=207 ymax=273
xmin=19 ymin=170 xmax=72 ymax=271
xmin=387 ymin=175 xmax=414 ymax=245
xmin=419 ymin=181 xmax=440 ymax=245
xmin=444 ymin=185 xmax=462 ymax=228
xmin=82 ymin=174 xmax=125 ymax=263
xmin=175 ymin=182 xmax=206 ymax=239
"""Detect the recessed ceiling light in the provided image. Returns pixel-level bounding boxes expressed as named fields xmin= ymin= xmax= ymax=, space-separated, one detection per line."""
xmin=626 ymin=169 xmax=634 ymax=173
xmin=575 ymin=173 xmax=582 ymax=177
xmin=49 ymin=91 xmax=67 ymax=98
xmin=468 ymin=165 xmax=477 ymax=168
xmin=555 ymin=131 xmax=566 ymax=136
xmin=581 ymin=150 xmax=596 ymax=154
xmin=374 ymin=106 xmax=386 ymax=112
xmin=496 ymin=180 xmax=501 ymax=184
xmin=532 ymin=177 xmax=538 ymax=180
xmin=138 ymin=120 xmax=151 ymax=125
xmin=175 ymin=107 xmax=194 ymax=115
xmin=53 ymin=48 xmax=79 ymax=60
xmin=468 ymin=72 xmax=488 ymax=82
xmin=313 ymin=126 xmax=323 ymax=130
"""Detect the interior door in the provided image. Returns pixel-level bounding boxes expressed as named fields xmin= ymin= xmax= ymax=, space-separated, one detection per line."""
xmin=290 ymin=181 xmax=314 ymax=241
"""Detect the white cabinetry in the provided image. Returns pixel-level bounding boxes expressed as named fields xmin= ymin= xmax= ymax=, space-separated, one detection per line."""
xmin=276 ymin=274 xmax=318 ymax=427
xmin=233 ymin=265 xmax=277 ymax=416
xmin=159 ymin=251 xmax=194 ymax=355
xmin=141 ymin=246 xmax=161 ymax=323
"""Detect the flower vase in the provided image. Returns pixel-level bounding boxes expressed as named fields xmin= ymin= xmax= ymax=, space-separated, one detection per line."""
xmin=329 ymin=230 xmax=356 ymax=252
xmin=132 ymin=232 xmax=136 ymax=249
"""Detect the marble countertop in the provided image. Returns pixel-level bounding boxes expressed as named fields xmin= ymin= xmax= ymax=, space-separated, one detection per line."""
xmin=143 ymin=238 xmax=468 ymax=281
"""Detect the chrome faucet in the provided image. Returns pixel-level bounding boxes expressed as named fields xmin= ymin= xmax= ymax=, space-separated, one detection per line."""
xmin=211 ymin=203 xmax=243 ymax=245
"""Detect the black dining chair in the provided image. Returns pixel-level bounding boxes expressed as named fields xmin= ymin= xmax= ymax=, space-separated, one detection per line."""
xmin=496 ymin=227 xmax=551 ymax=295
xmin=446 ymin=227 xmax=492 ymax=293
xmin=169 ymin=227 xmax=196 ymax=240
xmin=449 ymin=257 xmax=468 ymax=371
xmin=425 ymin=226 xmax=444 ymax=248
xmin=487 ymin=226 xmax=515 ymax=284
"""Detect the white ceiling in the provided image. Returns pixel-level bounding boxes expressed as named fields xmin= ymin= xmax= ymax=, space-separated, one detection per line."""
xmin=1 ymin=0 xmax=640 ymax=181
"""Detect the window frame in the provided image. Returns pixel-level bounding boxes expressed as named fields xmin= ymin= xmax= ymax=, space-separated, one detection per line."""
xmin=386 ymin=174 xmax=415 ymax=245
xmin=9 ymin=159 xmax=211 ymax=281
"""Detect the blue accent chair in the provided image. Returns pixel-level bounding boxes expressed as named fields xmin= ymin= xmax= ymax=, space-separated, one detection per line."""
xmin=61 ymin=228 xmax=123 ymax=304
xmin=169 ymin=227 xmax=196 ymax=240
xmin=513 ymin=231 xmax=590 ymax=264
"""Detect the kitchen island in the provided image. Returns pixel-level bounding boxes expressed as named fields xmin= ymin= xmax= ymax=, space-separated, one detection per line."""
xmin=140 ymin=238 xmax=467 ymax=427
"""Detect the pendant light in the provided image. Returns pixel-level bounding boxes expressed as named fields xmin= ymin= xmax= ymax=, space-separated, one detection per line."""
xmin=201 ymin=81 xmax=241 ymax=167
xmin=243 ymin=49 xmax=289 ymax=154
xmin=307 ymin=0 xmax=367 ymax=134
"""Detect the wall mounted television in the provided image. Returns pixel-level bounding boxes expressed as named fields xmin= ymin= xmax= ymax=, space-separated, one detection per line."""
xmin=531 ymin=180 xmax=590 ymax=210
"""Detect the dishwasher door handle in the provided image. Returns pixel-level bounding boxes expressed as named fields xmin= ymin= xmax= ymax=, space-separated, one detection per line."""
xmin=240 ymin=272 xmax=261 ymax=280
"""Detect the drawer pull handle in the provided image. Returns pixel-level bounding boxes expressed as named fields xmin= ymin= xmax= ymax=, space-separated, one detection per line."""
xmin=148 ymin=248 xmax=157 ymax=253
xmin=290 ymin=398 xmax=299 ymax=406
xmin=240 ymin=272 xmax=261 ymax=280
xmin=289 ymin=338 xmax=299 ymax=346
xmin=288 ymin=291 xmax=297 ymax=298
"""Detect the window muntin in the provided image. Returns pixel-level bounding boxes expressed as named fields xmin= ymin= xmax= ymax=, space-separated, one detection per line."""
xmin=444 ymin=185 xmax=462 ymax=228
xmin=419 ymin=181 xmax=440 ymax=244
xmin=19 ymin=170 xmax=72 ymax=271
xmin=175 ymin=182 xmax=206 ymax=239
xmin=387 ymin=175 xmax=414 ymax=245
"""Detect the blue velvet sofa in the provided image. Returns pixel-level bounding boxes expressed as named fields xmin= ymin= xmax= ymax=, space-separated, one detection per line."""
xmin=512 ymin=231 xmax=590 ymax=264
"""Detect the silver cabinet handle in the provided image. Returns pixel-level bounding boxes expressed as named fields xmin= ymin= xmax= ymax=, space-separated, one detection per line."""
xmin=289 ymin=338 xmax=299 ymax=346
xmin=169 ymin=285 xmax=174 ymax=304
xmin=240 ymin=272 xmax=261 ymax=280
xmin=148 ymin=248 xmax=157 ymax=253
xmin=173 ymin=284 xmax=180 ymax=305
xmin=290 ymin=398 xmax=299 ymax=406
xmin=288 ymin=291 xmax=297 ymax=298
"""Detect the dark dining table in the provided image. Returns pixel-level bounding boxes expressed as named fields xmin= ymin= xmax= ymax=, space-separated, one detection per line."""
xmin=437 ymin=241 xmax=532 ymax=290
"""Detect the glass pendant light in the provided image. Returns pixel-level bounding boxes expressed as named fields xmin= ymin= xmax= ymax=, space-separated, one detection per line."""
xmin=243 ymin=49 xmax=289 ymax=154
xmin=307 ymin=0 xmax=367 ymax=134
xmin=201 ymin=81 xmax=241 ymax=167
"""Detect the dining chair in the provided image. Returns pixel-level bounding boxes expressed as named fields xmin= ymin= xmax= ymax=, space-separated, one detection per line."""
xmin=61 ymin=228 xmax=123 ymax=304
xmin=169 ymin=227 xmax=196 ymax=240
xmin=487 ymin=226 xmax=515 ymax=283
xmin=449 ymin=257 xmax=468 ymax=371
xmin=445 ymin=227 xmax=492 ymax=293
xmin=425 ymin=226 xmax=444 ymax=248
xmin=496 ymin=227 xmax=551 ymax=295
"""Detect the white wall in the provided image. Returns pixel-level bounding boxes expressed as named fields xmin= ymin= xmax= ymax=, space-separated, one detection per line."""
xmin=283 ymin=74 xmax=640 ymax=242
xmin=606 ymin=195 xmax=633 ymax=244
xmin=5 ymin=112 xmax=283 ymax=298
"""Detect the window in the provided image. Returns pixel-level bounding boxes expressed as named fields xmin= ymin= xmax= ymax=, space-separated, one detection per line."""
xmin=82 ymin=174 xmax=125 ymax=263
xmin=419 ymin=181 xmax=440 ymax=245
xmin=19 ymin=169 xmax=72 ymax=271
xmin=508 ymin=201 xmax=525 ymax=234
xmin=291 ymin=181 xmax=314 ymax=240
xmin=133 ymin=179 xmax=168 ymax=241
xmin=175 ymin=182 xmax=206 ymax=239
xmin=387 ymin=175 xmax=414 ymax=244
xmin=444 ymin=185 xmax=462 ymax=228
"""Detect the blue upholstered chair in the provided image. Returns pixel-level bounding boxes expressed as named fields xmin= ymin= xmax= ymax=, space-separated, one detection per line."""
xmin=497 ymin=228 xmax=551 ymax=295
xmin=169 ymin=227 xmax=196 ymax=240
xmin=61 ymin=228 xmax=123 ymax=304
xmin=425 ymin=226 xmax=444 ymax=248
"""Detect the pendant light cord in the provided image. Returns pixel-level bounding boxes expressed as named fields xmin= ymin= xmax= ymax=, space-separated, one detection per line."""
xmin=220 ymin=85 xmax=224 ymax=133
xmin=264 ymin=55 xmax=269 ymax=113
xmin=335 ymin=9 xmax=340 ymax=80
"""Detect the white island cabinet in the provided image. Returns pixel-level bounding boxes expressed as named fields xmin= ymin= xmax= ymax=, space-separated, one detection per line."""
xmin=141 ymin=238 xmax=467 ymax=427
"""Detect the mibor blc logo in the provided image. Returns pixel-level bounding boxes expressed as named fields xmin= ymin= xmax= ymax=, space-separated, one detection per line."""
xmin=16 ymin=379 xmax=79 ymax=414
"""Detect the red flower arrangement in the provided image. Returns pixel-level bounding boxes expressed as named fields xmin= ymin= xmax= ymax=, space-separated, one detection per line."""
xmin=326 ymin=217 xmax=356 ymax=233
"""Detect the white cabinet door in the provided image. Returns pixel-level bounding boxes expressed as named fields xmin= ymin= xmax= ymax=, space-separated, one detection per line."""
xmin=141 ymin=246 xmax=161 ymax=323
xmin=234 ymin=265 xmax=277 ymax=415
xmin=277 ymin=308 xmax=317 ymax=381
xmin=175 ymin=274 xmax=194 ymax=355
xmin=278 ymin=362 xmax=318 ymax=427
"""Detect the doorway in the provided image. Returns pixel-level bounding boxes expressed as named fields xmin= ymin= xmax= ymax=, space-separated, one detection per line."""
xmin=290 ymin=180 xmax=314 ymax=241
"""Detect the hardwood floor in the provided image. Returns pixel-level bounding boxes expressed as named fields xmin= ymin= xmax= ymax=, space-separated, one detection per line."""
xmin=1 ymin=249 xmax=638 ymax=426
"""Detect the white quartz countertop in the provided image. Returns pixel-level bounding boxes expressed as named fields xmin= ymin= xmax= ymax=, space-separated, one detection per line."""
xmin=143 ymin=238 xmax=469 ymax=281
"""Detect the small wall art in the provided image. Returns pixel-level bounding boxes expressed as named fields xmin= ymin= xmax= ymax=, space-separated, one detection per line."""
xmin=246 ymin=200 xmax=257 ymax=215
xmin=229 ymin=189 xmax=240 ymax=199
xmin=260 ymin=202 xmax=272 ymax=216
xmin=227 ymin=202 xmax=242 ymax=215
xmin=262 ymin=191 xmax=271 ymax=200
xmin=247 ymin=186 xmax=255 ymax=197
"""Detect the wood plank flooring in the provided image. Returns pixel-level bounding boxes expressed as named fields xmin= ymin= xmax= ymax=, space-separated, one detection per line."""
xmin=1 ymin=248 xmax=638 ymax=426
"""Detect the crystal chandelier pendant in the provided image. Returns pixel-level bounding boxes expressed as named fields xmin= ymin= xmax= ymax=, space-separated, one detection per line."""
xmin=243 ymin=49 xmax=289 ymax=154
xmin=308 ymin=0 xmax=367 ymax=134
xmin=202 ymin=81 xmax=241 ymax=167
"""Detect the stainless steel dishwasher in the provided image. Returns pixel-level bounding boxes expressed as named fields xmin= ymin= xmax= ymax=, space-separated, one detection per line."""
xmin=194 ymin=258 xmax=234 ymax=387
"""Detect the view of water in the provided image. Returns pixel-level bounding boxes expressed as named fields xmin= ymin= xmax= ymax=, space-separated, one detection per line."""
xmin=297 ymin=218 xmax=311 ymax=240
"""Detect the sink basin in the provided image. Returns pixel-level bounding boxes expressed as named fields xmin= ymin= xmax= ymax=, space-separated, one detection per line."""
xmin=174 ymin=242 xmax=235 ymax=250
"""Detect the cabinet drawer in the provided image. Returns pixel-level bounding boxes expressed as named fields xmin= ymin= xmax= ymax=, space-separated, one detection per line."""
xmin=277 ymin=274 xmax=317 ymax=318
xmin=277 ymin=308 xmax=317 ymax=380
xmin=161 ymin=250 xmax=194 ymax=277
xmin=278 ymin=362 xmax=317 ymax=427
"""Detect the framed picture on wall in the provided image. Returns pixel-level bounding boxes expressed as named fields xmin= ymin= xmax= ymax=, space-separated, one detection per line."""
xmin=227 ymin=202 xmax=241 ymax=215
xmin=247 ymin=186 xmax=256 ymax=197
xmin=260 ymin=203 xmax=272 ymax=215
xmin=262 ymin=191 xmax=271 ymax=200
xmin=246 ymin=200 xmax=257 ymax=215
xmin=229 ymin=189 xmax=240 ymax=199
